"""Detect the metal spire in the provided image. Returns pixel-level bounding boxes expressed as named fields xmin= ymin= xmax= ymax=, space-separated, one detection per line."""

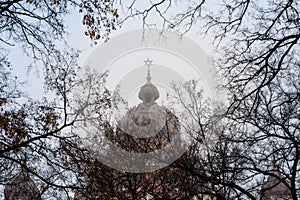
xmin=144 ymin=58 xmax=153 ymax=83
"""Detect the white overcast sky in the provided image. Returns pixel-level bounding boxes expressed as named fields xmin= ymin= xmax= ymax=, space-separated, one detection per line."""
xmin=8 ymin=1 xmax=218 ymax=102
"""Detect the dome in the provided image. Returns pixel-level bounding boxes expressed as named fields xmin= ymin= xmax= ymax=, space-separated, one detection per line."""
xmin=138 ymin=82 xmax=159 ymax=104
xmin=115 ymin=59 xmax=180 ymax=152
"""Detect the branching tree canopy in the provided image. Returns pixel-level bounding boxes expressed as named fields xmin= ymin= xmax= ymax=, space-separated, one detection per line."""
xmin=0 ymin=50 xmax=111 ymax=198
xmin=1 ymin=0 xmax=120 ymax=197
xmin=0 ymin=0 xmax=299 ymax=199
xmin=126 ymin=0 xmax=299 ymax=199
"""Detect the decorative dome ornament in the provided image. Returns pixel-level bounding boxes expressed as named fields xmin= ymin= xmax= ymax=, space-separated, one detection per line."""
xmin=138 ymin=58 xmax=160 ymax=104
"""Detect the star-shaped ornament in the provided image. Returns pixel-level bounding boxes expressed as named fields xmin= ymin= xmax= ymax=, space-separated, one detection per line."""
xmin=144 ymin=58 xmax=153 ymax=67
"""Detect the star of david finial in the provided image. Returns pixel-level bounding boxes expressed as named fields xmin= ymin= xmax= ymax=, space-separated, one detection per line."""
xmin=144 ymin=58 xmax=153 ymax=67
xmin=144 ymin=58 xmax=153 ymax=82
